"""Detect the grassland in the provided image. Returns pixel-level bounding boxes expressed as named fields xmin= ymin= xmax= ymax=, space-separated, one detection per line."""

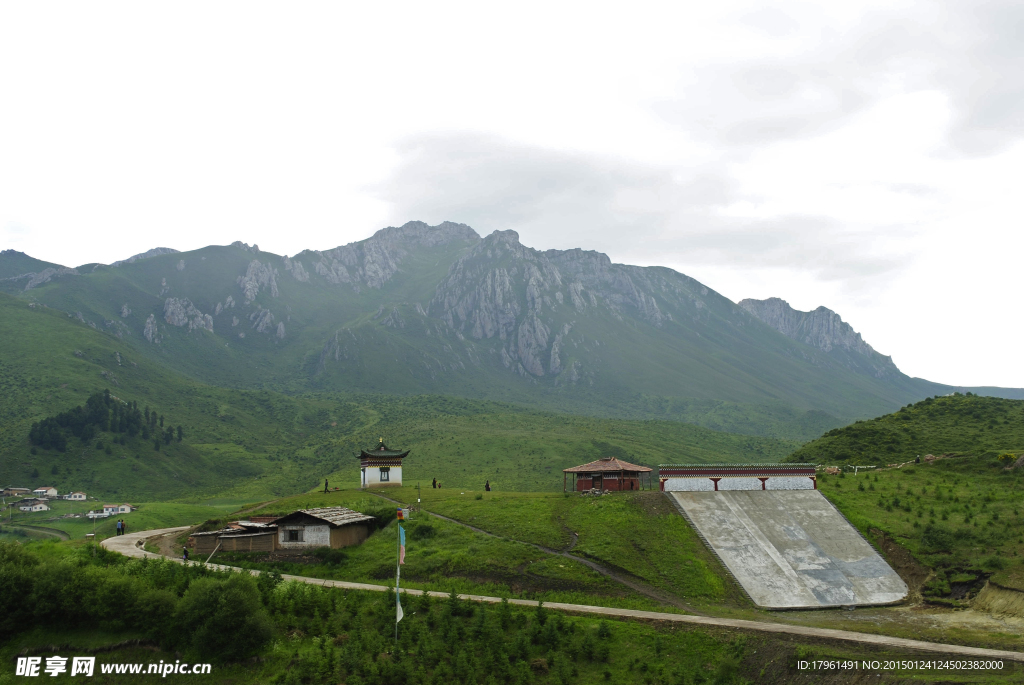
xmin=382 ymin=487 xmax=743 ymax=609
xmin=788 ymin=394 xmax=1024 ymax=466
xmin=817 ymin=454 xmax=1024 ymax=599
xmin=0 ymin=290 xmax=801 ymax=503
xmin=0 ymin=501 xmax=226 ymax=540
xmin=11 ymin=539 xmax=1016 ymax=685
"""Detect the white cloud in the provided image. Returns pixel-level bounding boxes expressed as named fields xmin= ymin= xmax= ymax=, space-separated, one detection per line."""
xmin=1 ymin=0 xmax=1023 ymax=385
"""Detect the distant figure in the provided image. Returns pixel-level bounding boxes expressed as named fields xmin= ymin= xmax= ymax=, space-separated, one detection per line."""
xmin=324 ymin=478 xmax=329 ymax=493
xmin=121 ymin=520 xmax=127 ymax=535
xmin=116 ymin=519 xmax=122 ymax=535
xmin=485 ymin=480 xmax=491 ymax=492
xmin=432 ymin=478 xmax=437 ymax=489
xmin=182 ymin=546 xmax=189 ymax=562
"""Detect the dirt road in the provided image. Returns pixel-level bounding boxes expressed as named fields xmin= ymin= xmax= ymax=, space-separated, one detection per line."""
xmin=103 ymin=527 xmax=1024 ymax=662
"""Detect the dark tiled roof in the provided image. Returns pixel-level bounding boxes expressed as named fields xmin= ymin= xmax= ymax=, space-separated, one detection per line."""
xmin=563 ymin=457 xmax=653 ymax=473
xmin=358 ymin=440 xmax=409 ymax=459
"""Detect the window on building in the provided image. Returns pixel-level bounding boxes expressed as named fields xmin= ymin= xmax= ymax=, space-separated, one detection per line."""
xmin=287 ymin=529 xmax=302 ymax=542
xmin=380 ymin=467 xmax=390 ymax=482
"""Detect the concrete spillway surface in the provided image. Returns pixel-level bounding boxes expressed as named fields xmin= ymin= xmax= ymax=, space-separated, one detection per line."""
xmin=669 ymin=490 xmax=908 ymax=609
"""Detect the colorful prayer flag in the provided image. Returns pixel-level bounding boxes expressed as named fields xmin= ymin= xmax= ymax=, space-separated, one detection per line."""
xmin=396 ymin=507 xmax=404 ymax=521
xmin=396 ymin=594 xmax=404 ymax=623
xmin=399 ymin=523 xmax=406 ymax=565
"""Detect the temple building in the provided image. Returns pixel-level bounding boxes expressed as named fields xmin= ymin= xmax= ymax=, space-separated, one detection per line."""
xmin=358 ymin=439 xmax=408 ymax=488
xmin=563 ymin=457 xmax=653 ymax=492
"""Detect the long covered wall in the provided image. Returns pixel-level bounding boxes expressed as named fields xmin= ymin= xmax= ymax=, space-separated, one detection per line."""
xmin=659 ymin=464 xmax=816 ymax=492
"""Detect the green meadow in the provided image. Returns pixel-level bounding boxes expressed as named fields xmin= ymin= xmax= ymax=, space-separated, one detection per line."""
xmin=9 ymin=539 xmax=1013 ymax=685
xmin=817 ymin=454 xmax=1024 ymax=598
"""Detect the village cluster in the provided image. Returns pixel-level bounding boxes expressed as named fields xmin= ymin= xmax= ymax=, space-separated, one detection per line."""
xmin=2 ymin=485 xmax=134 ymax=519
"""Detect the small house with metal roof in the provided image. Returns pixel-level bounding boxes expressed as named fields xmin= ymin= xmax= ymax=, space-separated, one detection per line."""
xmin=274 ymin=507 xmax=376 ymax=551
xmin=188 ymin=507 xmax=377 ymax=556
xmin=563 ymin=457 xmax=653 ymax=492
xmin=358 ymin=439 xmax=408 ymax=488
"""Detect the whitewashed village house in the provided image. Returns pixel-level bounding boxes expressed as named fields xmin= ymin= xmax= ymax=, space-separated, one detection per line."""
xmin=32 ymin=486 xmax=58 ymax=498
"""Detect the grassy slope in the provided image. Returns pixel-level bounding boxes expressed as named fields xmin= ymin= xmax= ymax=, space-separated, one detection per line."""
xmin=7 ymin=237 xmax=969 ymax=441
xmin=818 ymin=456 xmax=1024 ymax=595
xmin=10 ymin=543 xmax=1011 ymax=685
xmin=243 ymin=488 xmax=745 ymax=611
xmin=0 ymin=292 xmax=798 ymax=502
xmin=2 ymin=501 xmax=225 ymax=539
xmin=0 ymin=249 xmax=66 ymax=279
xmin=790 ymin=395 xmax=1024 ymax=594
xmin=383 ymin=487 xmax=744 ymax=609
xmin=788 ymin=394 xmax=1024 ymax=466
xmin=206 ymin=490 xmax=667 ymax=611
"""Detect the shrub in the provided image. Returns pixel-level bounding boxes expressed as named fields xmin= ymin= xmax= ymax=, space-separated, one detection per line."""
xmin=921 ymin=524 xmax=956 ymax=552
xmin=172 ymin=574 xmax=274 ymax=662
xmin=311 ymin=547 xmax=347 ymax=566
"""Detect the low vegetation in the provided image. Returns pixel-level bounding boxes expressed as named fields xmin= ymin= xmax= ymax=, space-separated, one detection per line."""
xmin=817 ymin=454 xmax=1024 ymax=601
xmin=4 ymin=539 xmax=1019 ymax=684
xmin=789 ymin=393 xmax=1024 ymax=466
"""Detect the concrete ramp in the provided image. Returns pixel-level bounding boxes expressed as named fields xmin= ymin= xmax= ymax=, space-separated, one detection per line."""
xmin=669 ymin=490 xmax=907 ymax=609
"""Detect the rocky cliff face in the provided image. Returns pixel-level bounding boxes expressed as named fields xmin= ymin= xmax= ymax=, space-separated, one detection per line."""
xmin=294 ymin=221 xmax=478 ymax=291
xmin=739 ymin=297 xmax=900 ymax=379
xmin=424 ymin=229 xmax=714 ymax=383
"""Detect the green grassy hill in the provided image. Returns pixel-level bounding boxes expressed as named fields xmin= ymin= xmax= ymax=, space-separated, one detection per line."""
xmin=0 ymin=293 xmax=798 ymax=501
xmin=818 ymin=455 xmax=1024 ymax=600
xmin=788 ymin=395 xmax=1024 ymax=601
xmin=787 ymin=393 xmax=1024 ymax=466
xmin=0 ymin=249 xmax=66 ymax=279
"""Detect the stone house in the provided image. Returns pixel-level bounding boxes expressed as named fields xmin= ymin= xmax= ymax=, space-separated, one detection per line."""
xmin=189 ymin=507 xmax=376 ymax=556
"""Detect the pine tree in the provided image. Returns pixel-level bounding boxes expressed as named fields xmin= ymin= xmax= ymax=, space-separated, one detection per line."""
xmin=176 ymin=426 xmax=183 ymax=442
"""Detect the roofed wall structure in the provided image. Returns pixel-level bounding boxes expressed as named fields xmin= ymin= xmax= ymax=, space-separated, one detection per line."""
xmin=659 ymin=464 xmax=816 ymax=492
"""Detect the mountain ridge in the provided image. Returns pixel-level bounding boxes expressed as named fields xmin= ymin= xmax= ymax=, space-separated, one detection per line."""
xmin=5 ymin=221 xmax=1022 ymax=440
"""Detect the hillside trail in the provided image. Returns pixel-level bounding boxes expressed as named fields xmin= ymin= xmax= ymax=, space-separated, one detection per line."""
xmin=103 ymin=526 xmax=1024 ymax=663
xmin=4 ymin=523 xmax=70 ymax=540
xmin=365 ymin=491 xmax=693 ymax=610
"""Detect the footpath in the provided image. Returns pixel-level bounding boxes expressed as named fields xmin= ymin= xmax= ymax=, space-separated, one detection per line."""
xmin=103 ymin=527 xmax=1024 ymax=662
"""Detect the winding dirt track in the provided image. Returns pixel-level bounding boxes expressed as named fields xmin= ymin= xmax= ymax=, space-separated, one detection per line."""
xmin=104 ymin=527 xmax=1024 ymax=662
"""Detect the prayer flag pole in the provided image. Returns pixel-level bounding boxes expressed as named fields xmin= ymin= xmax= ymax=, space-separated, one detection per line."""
xmin=395 ymin=507 xmax=406 ymax=642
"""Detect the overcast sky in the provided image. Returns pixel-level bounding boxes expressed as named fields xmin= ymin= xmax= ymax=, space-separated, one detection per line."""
xmin=1 ymin=1 xmax=1022 ymax=387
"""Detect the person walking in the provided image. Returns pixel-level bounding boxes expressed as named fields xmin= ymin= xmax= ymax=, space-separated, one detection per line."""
xmin=121 ymin=520 xmax=127 ymax=535
xmin=432 ymin=478 xmax=437 ymax=489
xmin=485 ymin=480 xmax=491 ymax=492
xmin=324 ymin=478 xmax=329 ymax=494
xmin=116 ymin=519 xmax=122 ymax=535
xmin=182 ymin=546 xmax=189 ymax=562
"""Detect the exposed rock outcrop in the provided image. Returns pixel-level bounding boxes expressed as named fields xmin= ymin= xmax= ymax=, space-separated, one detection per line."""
xmin=24 ymin=267 xmax=79 ymax=290
xmin=120 ymin=303 xmax=131 ymax=318
xmin=163 ymin=298 xmax=213 ymax=332
xmin=111 ymin=247 xmax=178 ymax=267
xmin=426 ymin=229 xmax=682 ymax=379
xmin=143 ymin=314 xmax=158 ymax=343
xmin=237 ymin=260 xmax=279 ymax=303
xmin=250 ymin=308 xmax=275 ymax=333
xmin=176 ymin=259 xmax=185 ymax=271
xmin=739 ymin=297 xmax=900 ymax=379
xmin=283 ymin=256 xmax=310 ymax=282
xmin=298 ymin=221 xmax=478 ymax=291
xmin=231 ymin=241 xmax=260 ymax=254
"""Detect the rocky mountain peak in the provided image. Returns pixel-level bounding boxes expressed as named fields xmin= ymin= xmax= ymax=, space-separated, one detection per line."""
xmin=111 ymin=247 xmax=179 ymax=267
xmin=739 ymin=297 xmax=900 ymax=379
